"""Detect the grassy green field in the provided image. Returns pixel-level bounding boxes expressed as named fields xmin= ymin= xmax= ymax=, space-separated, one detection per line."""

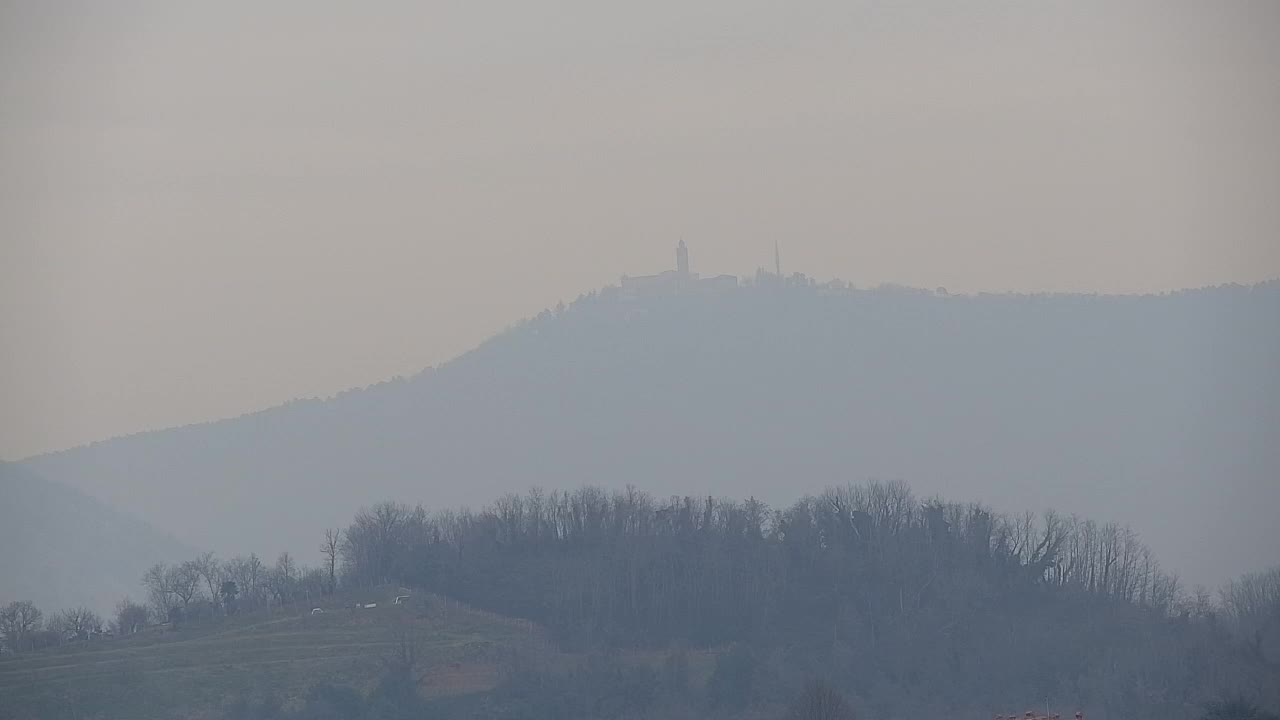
xmin=0 ymin=587 xmax=550 ymax=720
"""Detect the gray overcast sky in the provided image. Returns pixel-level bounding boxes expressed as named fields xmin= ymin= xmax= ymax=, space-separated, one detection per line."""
xmin=2 ymin=0 xmax=1278 ymax=460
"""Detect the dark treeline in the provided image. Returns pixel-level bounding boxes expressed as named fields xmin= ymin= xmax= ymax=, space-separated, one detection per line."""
xmin=337 ymin=480 xmax=1280 ymax=718
xmin=339 ymin=481 xmax=1187 ymax=642
xmin=5 ymin=480 xmax=1278 ymax=720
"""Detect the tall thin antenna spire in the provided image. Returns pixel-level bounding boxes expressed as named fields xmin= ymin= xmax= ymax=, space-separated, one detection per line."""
xmin=774 ymin=240 xmax=782 ymax=279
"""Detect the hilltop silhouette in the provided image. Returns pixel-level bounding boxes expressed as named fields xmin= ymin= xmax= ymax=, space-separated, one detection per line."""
xmin=19 ymin=272 xmax=1280 ymax=593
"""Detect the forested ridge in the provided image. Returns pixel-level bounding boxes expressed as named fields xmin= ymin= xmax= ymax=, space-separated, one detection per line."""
xmin=333 ymin=481 xmax=1280 ymax=717
xmin=5 ymin=280 xmax=1279 ymax=718
xmin=20 ymin=279 xmax=1280 ymax=595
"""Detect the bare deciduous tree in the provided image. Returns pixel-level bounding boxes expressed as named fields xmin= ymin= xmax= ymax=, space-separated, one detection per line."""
xmin=223 ymin=554 xmax=266 ymax=610
xmin=142 ymin=563 xmax=176 ymax=617
xmin=268 ymin=552 xmax=298 ymax=606
xmin=192 ymin=552 xmax=224 ymax=613
xmin=342 ymin=501 xmax=414 ymax=587
xmin=52 ymin=607 xmax=102 ymax=640
xmin=169 ymin=561 xmax=204 ymax=611
xmin=1221 ymin=566 xmax=1280 ymax=656
xmin=114 ymin=598 xmax=150 ymax=635
xmin=322 ymin=528 xmax=342 ymax=595
xmin=144 ymin=561 xmax=204 ymax=619
xmin=0 ymin=600 xmax=43 ymax=652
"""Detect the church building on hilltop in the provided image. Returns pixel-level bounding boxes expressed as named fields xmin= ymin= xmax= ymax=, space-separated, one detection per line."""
xmin=620 ymin=241 xmax=738 ymax=298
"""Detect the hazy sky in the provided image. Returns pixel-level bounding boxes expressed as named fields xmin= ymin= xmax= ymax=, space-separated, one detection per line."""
xmin=2 ymin=1 xmax=1278 ymax=459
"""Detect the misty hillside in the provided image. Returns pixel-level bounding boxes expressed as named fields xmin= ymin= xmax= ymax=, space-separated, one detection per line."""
xmin=20 ymin=280 xmax=1280 ymax=588
xmin=0 ymin=586 xmax=548 ymax=720
xmin=0 ymin=463 xmax=196 ymax=614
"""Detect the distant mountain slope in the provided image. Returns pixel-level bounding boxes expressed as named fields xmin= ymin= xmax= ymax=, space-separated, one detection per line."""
xmin=20 ymin=280 xmax=1280 ymax=588
xmin=0 ymin=463 xmax=197 ymax=615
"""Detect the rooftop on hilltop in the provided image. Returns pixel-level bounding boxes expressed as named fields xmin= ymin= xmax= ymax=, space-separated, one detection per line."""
xmin=619 ymin=241 xmax=739 ymax=298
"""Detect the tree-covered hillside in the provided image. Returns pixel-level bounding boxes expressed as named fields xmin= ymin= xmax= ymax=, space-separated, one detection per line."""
xmin=3 ymin=480 xmax=1277 ymax=720
xmin=334 ymin=482 xmax=1280 ymax=718
xmin=20 ymin=280 xmax=1280 ymax=593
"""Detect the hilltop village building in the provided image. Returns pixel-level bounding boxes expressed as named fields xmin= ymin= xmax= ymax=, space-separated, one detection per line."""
xmin=619 ymin=241 xmax=738 ymax=299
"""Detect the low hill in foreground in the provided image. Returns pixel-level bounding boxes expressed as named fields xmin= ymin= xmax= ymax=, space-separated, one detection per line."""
xmin=4 ymin=478 xmax=1278 ymax=720
xmin=0 ymin=463 xmax=196 ymax=615
xmin=0 ymin=588 xmax=725 ymax=720
xmin=20 ymin=281 xmax=1280 ymax=592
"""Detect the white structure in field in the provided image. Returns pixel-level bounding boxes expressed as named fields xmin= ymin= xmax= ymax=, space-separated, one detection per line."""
xmin=620 ymin=241 xmax=738 ymax=299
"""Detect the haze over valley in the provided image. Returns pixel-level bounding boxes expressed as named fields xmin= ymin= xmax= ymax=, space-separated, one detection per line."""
xmin=11 ymin=264 xmax=1280 ymax=600
xmin=3 ymin=3 xmax=1279 ymax=719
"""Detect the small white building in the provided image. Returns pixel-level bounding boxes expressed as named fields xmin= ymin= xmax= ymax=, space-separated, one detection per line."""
xmin=619 ymin=241 xmax=737 ymax=300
